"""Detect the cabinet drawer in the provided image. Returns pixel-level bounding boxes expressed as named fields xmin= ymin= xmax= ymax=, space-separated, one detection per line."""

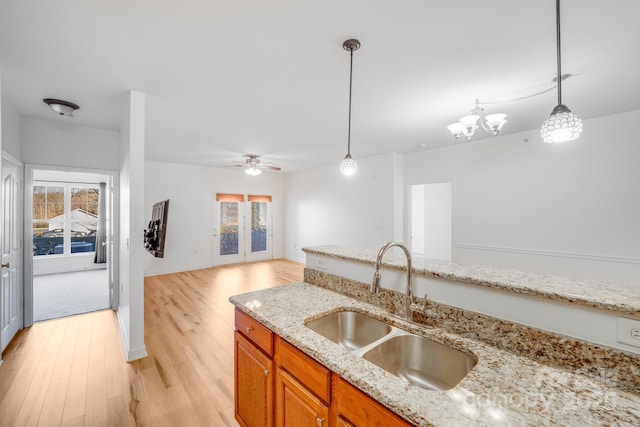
xmin=277 ymin=337 xmax=331 ymax=404
xmin=235 ymin=309 xmax=274 ymax=356
xmin=336 ymin=377 xmax=412 ymax=426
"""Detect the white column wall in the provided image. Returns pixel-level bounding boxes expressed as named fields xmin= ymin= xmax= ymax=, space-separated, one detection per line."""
xmin=143 ymin=160 xmax=285 ymax=276
xmin=118 ymin=90 xmax=146 ymax=362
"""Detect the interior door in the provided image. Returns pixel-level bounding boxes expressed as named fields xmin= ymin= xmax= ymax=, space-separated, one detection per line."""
xmin=1 ymin=155 xmax=23 ymax=352
xmin=213 ymin=195 xmax=246 ymax=266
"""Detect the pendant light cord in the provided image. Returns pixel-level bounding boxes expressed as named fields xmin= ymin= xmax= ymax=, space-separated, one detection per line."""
xmin=347 ymin=47 xmax=354 ymax=156
xmin=556 ymin=0 xmax=562 ymax=106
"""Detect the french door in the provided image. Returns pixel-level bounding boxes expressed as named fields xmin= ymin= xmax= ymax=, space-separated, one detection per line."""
xmin=213 ymin=194 xmax=273 ymax=266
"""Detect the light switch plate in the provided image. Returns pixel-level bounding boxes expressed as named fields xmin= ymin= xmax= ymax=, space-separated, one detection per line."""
xmin=617 ymin=317 xmax=640 ymax=348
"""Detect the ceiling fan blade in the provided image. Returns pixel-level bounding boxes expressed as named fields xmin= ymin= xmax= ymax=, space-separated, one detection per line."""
xmin=261 ymin=165 xmax=281 ymax=171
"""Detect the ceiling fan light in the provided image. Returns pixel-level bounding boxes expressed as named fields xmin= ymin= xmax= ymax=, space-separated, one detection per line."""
xmin=540 ymin=104 xmax=582 ymax=143
xmin=245 ymin=166 xmax=262 ymax=176
xmin=339 ymin=154 xmax=357 ymax=176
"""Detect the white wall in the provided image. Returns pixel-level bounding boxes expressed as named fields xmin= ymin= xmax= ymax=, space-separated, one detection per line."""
xmin=118 ymin=90 xmax=146 ymax=362
xmin=143 ymin=160 xmax=285 ymax=276
xmin=404 ymin=110 xmax=640 ymax=286
xmin=283 ymin=153 xmax=399 ymax=262
xmin=22 ymin=117 xmax=119 ymax=170
xmin=1 ymin=97 xmax=22 ymax=161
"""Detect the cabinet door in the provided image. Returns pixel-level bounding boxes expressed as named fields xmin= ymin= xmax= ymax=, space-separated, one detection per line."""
xmin=235 ymin=331 xmax=274 ymax=427
xmin=336 ymin=378 xmax=412 ymax=426
xmin=276 ymin=369 xmax=329 ymax=427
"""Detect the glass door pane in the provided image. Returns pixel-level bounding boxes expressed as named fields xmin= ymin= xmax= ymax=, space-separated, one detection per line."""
xmin=250 ymin=202 xmax=267 ymax=253
xmin=245 ymin=200 xmax=272 ymax=262
xmin=220 ymin=202 xmax=239 ymax=255
xmin=213 ymin=200 xmax=244 ymax=265
xmin=33 ymin=185 xmax=65 ymax=256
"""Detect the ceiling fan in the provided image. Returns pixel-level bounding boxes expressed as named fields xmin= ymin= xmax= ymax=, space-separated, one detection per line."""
xmin=232 ymin=154 xmax=282 ymax=176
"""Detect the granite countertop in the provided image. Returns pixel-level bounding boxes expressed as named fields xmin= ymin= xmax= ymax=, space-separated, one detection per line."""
xmin=230 ymin=282 xmax=640 ymax=427
xmin=303 ymin=245 xmax=640 ymax=317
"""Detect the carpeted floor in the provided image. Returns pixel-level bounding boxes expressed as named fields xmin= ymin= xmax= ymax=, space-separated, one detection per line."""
xmin=33 ymin=269 xmax=110 ymax=322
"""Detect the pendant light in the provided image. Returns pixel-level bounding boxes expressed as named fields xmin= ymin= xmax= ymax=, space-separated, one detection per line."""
xmin=339 ymin=39 xmax=360 ymax=176
xmin=540 ymin=0 xmax=582 ymax=143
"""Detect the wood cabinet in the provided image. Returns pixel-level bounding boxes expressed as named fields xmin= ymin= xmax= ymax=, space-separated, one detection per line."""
xmin=335 ymin=377 xmax=411 ymax=426
xmin=234 ymin=308 xmax=414 ymax=427
xmin=275 ymin=337 xmax=331 ymax=427
xmin=276 ymin=369 xmax=329 ymax=427
xmin=234 ymin=310 xmax=274 ymax=427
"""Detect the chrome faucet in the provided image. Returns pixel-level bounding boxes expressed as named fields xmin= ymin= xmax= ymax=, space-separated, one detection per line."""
xmin=371 ymin=241 xmax=413 ymax=320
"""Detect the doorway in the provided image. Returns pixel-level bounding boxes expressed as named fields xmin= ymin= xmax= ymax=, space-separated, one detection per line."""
xmin=26 ymin=167 xmax=117 ymax=324
xmin=410 ymin=182 xmax=453 ymax=261
xmin=213 ymin=193 xmax=273 ymax=266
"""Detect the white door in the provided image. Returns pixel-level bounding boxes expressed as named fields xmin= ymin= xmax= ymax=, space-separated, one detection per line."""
xmin=1 ymin=155 xmax=23 ymax=352
xmin=213 ymin=195 xmax=273 ymax=266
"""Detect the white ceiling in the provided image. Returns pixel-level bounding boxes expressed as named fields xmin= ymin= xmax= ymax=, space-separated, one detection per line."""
xmin=2 ymin=0 xmax=639 ymax=173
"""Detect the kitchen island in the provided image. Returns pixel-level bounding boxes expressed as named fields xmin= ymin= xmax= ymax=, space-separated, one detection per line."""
xmin=230 ymin=282 xmax=640 ymax=426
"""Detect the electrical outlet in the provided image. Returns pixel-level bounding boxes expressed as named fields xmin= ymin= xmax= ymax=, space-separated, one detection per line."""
xmin=316 ymin=258 xmax=329 ymax=271
xmin=617 ymin=317 xmax=640 ymax=348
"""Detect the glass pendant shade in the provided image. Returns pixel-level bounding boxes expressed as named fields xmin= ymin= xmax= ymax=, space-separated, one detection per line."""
xmin=446 ymin=122 xmax=466 ymax=139
xmin=339 ymin=153 xmax=357 ymax=176
xmin=540 ymin=104 xmax=583 ymax=143
xmin=455 ymin=114 xmax=480 ymax=139
xmin=484 ymin=114 xmax=508 ymax=135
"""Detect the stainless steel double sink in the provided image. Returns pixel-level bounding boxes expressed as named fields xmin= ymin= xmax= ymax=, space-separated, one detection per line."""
xmin=305 ymin=310 xmax=476 ymax=391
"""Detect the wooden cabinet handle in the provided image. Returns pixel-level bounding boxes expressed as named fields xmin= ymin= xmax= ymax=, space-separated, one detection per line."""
xmin=264 ymin=369 xmax=270 ymax=376
xmin=316 ymin=417 xmax=325 ymax=426
xmin=1 ymin=263 xmax=9 ymax=269
xmin=245 ymin=326 xmax=254 ymax=333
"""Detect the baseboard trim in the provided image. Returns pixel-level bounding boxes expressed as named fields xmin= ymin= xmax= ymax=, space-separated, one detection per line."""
xmin=126 ymin=345 xmax=148 ymax=362
xmin=116 ymin=308 xmax=147 ymax=362
xmin=456 ymin=243 xmax=640 ymax=265
xmin=144 ymin=263 xmax=212 ymax=277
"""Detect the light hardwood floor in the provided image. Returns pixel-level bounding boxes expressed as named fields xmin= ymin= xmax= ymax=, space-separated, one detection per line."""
xmin=0 ymin=259 xmax=304 ymax=427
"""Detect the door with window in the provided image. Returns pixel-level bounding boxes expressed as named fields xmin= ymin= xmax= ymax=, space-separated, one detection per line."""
xmin=213 ymin=194 xmax=273 ymax=266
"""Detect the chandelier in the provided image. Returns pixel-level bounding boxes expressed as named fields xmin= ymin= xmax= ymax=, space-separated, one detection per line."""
xmin=447 ymin=99 xmax=507 ymax=140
